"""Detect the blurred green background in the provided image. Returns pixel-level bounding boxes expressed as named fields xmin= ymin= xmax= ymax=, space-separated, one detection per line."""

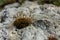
xmin=0 ymin=0 xmax=60 ymax=7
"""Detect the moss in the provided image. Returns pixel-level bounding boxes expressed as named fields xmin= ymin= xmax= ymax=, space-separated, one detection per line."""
xmin=38 ymin=0 xmax=60 ymax=6
xmin=13 ymin=17 xmax=32 ymax=29
xmin=48 ymin=35 xmax=58 ymax=40
xmin=18 ymin=0 xmax=25 ymax=5
xmin=0 ymin=0 xmax=26 ymax=6
xmin=53 ymin=0 xmax=60 ymax=6
xmin=0 ymin=0 xmax=16 ymax=7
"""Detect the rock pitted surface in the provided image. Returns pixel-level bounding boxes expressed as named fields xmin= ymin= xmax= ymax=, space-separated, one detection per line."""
xmin=0 ymin=1 xmax=60 ymax=40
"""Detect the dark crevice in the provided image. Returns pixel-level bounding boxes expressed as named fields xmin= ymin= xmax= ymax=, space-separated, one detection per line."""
xmin=0 ymin=11 xmax=7 ymax=23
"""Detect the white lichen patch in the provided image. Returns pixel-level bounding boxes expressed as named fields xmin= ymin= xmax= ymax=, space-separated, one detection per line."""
xmin=8 ymin=30 xmax=19 ymax=40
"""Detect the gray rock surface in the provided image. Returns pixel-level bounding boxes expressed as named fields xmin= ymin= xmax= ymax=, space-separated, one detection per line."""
xmin=0 ymin=1 xmax=60 ymax=40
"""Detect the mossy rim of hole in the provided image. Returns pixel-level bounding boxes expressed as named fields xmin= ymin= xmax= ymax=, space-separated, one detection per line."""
xmin=13 ymin=17 xmax=32 ymax=29
xmin=48 ymin=35 xmax=58 ymax=40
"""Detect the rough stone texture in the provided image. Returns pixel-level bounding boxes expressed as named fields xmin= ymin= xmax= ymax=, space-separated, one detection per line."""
xmin=0 ymin=1 xmax=60 ymax=40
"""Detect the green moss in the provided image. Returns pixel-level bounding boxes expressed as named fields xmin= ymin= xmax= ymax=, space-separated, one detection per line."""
xmin=53 ymin=0 xmax=60 ymax=6
xmin=0 ymin=0 xmax=16 ymax=6
xmin=18 ymin=0 xmax=25 ymax=5
xmin=38 ymin=0 xmax=60 ymax=6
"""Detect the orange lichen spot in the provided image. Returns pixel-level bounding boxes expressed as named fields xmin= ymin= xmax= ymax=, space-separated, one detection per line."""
xmin=48 ymin=35 xmax=58 ymax=40
xmin=13 ymin=17 xmax=32 ymax=29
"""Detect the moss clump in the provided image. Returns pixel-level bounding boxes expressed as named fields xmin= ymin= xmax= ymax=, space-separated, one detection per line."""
xmin=13 ymin=17 xmax=32 ymax=29
xmin=38 ymin=0 xmax=60 ymax=6
xmin=48 ymin=35 xmax=58 ymax=40
xmin=0 ymin=0 xmax=16 ymax=7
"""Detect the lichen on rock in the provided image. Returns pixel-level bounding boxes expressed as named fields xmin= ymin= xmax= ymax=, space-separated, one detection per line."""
xmin=0 ymin=1 xmax=60 ymax=40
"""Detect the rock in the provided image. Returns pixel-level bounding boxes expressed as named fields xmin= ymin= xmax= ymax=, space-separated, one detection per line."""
xmin=16 ymin=25 xmax=48 ymax=40
xmin=0 ymin=1 xmax=60 ymax=40
xmin=4 ymin=3 xmax=20 ymax=8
